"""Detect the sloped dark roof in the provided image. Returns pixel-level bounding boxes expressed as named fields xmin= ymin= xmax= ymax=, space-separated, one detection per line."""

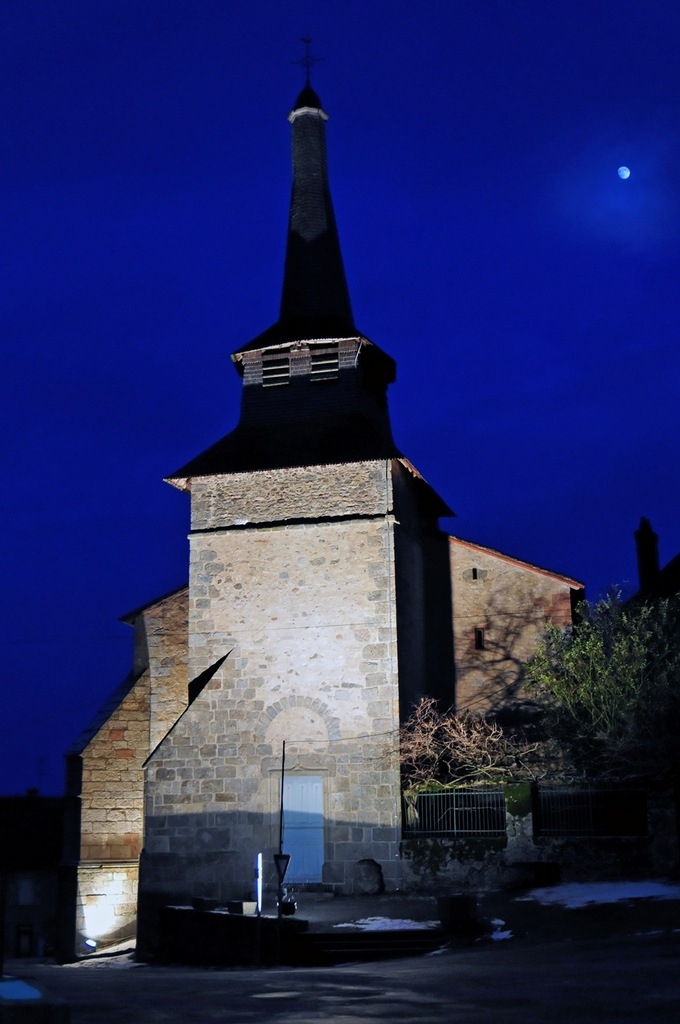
xmin=168 ymin=413 xmax=402 ymax=481
xmin=449 ymin=534 xmax=585 ymax=589
xmin=120 ymin=583 xmax=188 ymax=624
xmin=656 ymin=552 xmax=680 ymax=598
xmin=66 ymin=668 xmax=146 ymax=757
xmin=233 ymin=318 xmax=364 ymax=357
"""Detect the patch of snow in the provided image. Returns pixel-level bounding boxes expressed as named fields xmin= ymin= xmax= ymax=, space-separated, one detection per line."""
xmin=252 ymin=991 xmax=300 ymax=1000
xmin=635 ymin=927 xmax=680 ymax=938
xmin=487 ymin=917 xmax=513 ymax=941
xmin=0 ymin=979 xmax=42 ymax=1000
xmin=333 ymin=917 xmax=439 ymax=931
xmin=63 ymin=953 xmax=139 ymax=970
xmin=515 ymin=880 xmax=680 ymax=909
xmin=98 ymin=939 xmax=137 ymax=954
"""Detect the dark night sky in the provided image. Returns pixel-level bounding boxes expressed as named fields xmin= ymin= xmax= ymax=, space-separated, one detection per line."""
xmin=2 ymin=0 xmax=679 ymax=795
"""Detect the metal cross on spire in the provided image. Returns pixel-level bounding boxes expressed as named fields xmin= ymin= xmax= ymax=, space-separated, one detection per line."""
xmin=295 ymin=36 xmax=323 ymax=84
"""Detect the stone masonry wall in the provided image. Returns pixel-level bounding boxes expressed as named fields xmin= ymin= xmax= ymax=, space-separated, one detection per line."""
xmin=79 ymin=588 xmax=189 ymax=867
xmin=75 ymin=588 xmax=189 ymax=949
xmin=391 ymin=462 xmax=429 ymax=712
xmin=76 ymin=863 xmax=139 ymax=948
xmin=189 ymin=462 xmax=393 ymax=531
xmin=140 ymin=461 xmax=404 ymax=921
xmin=449 ymin=538 xmax=580 ymax=713
xmin=75 ymin=674 xmax=150 ymax=947
xmin=391 ymin=460 xmax=455 ymax=713
xmin=137 ymin=588 xmax=189 ymax=752
xmin=79 ymin=673 xmax=151 ymax=864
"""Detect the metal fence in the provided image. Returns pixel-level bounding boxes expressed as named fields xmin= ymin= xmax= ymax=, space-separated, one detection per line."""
xmin=402 ymin=784 xmax=649 ymax=839
xmin=402 ymin=787 xmax=506 ymax=837
xmin=532 ymin=785 xmax=648 ymax=838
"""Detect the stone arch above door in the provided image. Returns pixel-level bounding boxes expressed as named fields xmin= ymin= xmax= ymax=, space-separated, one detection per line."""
xmin=259 ymin=694 xmax=342 ymax=751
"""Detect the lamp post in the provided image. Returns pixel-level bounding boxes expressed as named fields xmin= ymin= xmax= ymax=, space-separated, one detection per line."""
xmin=274 ymin=741 xmax=291 ymax=917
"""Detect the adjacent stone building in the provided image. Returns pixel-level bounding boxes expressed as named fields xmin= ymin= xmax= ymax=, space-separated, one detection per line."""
xmin=61 ymin=81 xmax=583 ymax=957
xmin=449 ymin=536 xmax=582 ymax=714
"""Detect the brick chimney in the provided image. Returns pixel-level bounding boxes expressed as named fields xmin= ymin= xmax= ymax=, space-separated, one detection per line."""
xmin=634 ymin=516 xmax=659 ymax=596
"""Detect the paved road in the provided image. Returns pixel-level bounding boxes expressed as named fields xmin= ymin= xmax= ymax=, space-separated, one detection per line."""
xmin=13 ymin=931 xmax=680 ymax=1023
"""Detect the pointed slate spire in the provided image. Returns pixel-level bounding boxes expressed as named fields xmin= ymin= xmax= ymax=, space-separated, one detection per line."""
xmin=235 ymin=83 xmax=357 ymax=352
xmin=278 ymin=84 xmax=355 ymax=333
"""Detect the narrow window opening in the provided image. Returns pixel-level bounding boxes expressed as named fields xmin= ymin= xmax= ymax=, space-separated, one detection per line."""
xmin=310 ymin=347 xmax=339 ymax=381
xmin=471 ymin=567 xmax=478 ymax=580
xmin=474 ymin=628 xmax=485 ymax=651
xmin=262 ymin=354 xmax=290 ymax=387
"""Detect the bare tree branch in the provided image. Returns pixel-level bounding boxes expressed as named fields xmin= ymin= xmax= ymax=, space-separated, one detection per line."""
xmin=398 ymin=696 xmax=541 ymax=790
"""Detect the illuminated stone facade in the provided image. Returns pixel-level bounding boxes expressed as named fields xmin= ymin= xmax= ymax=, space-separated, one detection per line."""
xmin=136 ymin=458 xmax=451 ymax=938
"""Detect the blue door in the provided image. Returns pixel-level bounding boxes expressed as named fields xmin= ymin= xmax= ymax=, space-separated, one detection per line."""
xmin=282 ymin=775 xmax=324 ymax=882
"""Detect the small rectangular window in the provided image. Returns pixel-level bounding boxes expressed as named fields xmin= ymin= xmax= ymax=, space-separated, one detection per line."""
xmin=17 ymin=877 xmax=35 ymax=906
xmin=471 ymin=567 xmax=478 ymax=580
xmin=474 ymin=627 xmax=485 ymax=650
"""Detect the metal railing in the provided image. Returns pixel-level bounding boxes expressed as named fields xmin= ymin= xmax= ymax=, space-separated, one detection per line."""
xmin=402 ymin=787 xmax=506 ymax=837
xmin=532 ymin=785 xmax=648 ymax=838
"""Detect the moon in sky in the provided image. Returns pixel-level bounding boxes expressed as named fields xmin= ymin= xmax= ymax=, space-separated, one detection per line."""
xmin=618 ymin=166 xmax=631 ymax=179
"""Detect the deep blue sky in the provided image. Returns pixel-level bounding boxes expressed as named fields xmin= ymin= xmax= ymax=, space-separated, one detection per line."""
xmin=3 ymin=0 xmax=679 ymax=795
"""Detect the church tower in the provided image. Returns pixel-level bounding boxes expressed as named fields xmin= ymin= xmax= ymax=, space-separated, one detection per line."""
xmin=64 ymin=77 xmax=586 ymax=961
xmin=137 ymin=83 xmax=453 ymax=946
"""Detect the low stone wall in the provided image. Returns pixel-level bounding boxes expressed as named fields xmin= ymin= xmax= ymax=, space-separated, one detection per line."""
xmin=397 ymin=784 xmax=679 ymax=892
